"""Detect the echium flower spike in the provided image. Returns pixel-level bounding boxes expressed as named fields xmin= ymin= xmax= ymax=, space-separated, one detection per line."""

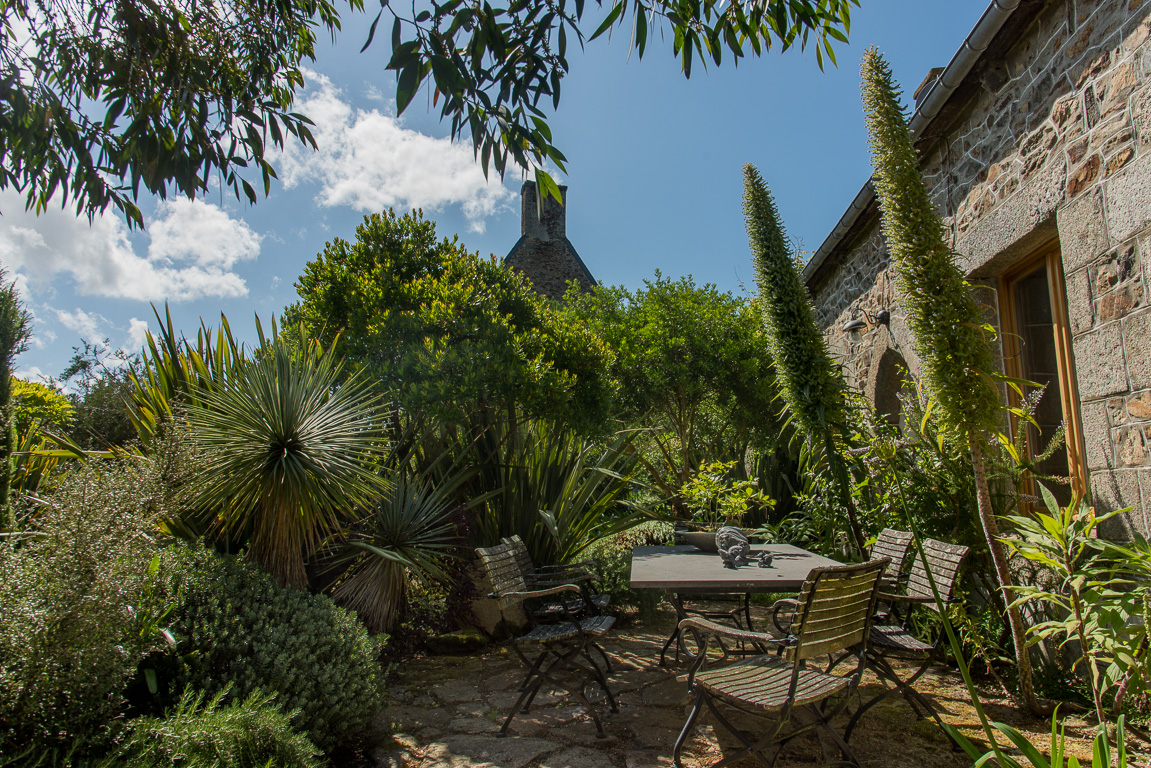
xmin=861 ymin=46 xmax=1041 ymax=715
xmin=860 ymin=48 xmax=999 ymax=437
xmin=743 ymin=164 xmax=865 ymax=553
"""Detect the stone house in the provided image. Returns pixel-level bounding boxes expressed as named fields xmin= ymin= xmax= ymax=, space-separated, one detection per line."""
xmin=803 ymin=0 xmax=1151 ymax=537
xmin=505 ymin=181 xmax=597 ymax=300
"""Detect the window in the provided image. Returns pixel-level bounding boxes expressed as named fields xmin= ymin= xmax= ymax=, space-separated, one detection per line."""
xmin=998 ymin=240 xmax=1086 ymax=506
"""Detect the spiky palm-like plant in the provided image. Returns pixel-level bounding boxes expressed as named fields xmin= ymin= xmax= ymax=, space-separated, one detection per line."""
xmin=190 ymin=327 xmax=388 ymax=589
xmin=861 ymin=46 xmax=1040 ymax=713
xmin=743 ymin=165 xmax=866 ymax=553
xmin=330 ymin=469 xmax=466 ymax=633
xmin=0 ymin=272 xmax=31 ymax=529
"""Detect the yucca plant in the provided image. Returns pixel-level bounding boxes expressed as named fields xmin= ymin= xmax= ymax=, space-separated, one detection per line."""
xmin=743 ymin=165 xmax=866 ymax=553
xmin=189 ymin=324 xmax=389 ymax=588
xmin=330 ymin=465 xmax=472 ymax=633
xmin=862 ymin=46 xmax=1041 ymax=713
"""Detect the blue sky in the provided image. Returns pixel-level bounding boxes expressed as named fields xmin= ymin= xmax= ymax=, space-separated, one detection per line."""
xmin=1 ymin=0 xmax=990 ymax=382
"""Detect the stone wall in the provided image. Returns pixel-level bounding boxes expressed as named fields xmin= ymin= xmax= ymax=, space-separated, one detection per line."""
xmin=808 ymin=0 xmax=1151 ymax=535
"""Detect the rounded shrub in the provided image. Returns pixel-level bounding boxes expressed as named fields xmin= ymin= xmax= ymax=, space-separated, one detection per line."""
xmin=160 ymin=544 xmax=386 ymax=751
xmin=120 ymin=688 xmax=321 ymax=768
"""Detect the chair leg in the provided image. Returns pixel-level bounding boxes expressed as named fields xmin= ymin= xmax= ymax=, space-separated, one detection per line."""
xmin=673 ymin=689 xmax=706 ymax=768
xmin=804 ymin=704 xmax=862 ymax=768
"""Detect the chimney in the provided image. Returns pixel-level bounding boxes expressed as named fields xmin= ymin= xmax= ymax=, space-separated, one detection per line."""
xmin=521 ymin=181 xmax=567 ymax=242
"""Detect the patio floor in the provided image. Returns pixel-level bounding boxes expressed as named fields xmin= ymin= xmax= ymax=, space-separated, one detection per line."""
xmin=369 ymin=608 xmax=1120 ymax=768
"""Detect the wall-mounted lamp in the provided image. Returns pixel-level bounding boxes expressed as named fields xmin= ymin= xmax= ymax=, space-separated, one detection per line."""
xmin=841 ymin=308 xmax=891 ymax=333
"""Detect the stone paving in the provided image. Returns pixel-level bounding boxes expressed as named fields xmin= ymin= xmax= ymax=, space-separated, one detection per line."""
xmin=369 ymin=610 xmax=991 ymax=768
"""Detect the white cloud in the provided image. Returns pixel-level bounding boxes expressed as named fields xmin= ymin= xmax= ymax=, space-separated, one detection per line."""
xmin=277 ymin=71 xmax=514 ymax=232
xmin=55 ymin=308 xmax=105 ymax=340
xmin=126 ymin=317 xmax=150 ymax=351
xmin=0 ymin=191 xmax=258 ymax=302
xmin=15 ymin=366 xmax=44 ymax=381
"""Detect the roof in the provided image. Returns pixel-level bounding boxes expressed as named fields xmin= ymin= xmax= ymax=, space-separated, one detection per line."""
xmin=801 ymin=0 xmax=1049 ymax=286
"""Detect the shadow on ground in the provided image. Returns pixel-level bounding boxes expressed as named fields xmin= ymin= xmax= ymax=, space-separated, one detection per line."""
xmin=369 ymin=604 xmax=1138 ymax=768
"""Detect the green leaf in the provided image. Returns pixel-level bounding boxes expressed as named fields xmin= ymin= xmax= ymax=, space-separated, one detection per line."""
xmin=396 ymin=62 xmax=422 ymax=114
xmin=589 ymin=2 xmax=624 ymax=41
xmin=361 ymin=10 xmax=383 ymax=52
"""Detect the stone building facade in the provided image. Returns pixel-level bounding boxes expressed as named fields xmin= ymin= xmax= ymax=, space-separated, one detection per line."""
xmin=804 ymin=0 xmax=1151 ymax=537
xmin=505 ymin=182 xmax=596 ymax=300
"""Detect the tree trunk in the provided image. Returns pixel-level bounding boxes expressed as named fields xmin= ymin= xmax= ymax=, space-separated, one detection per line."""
xmin=969 ymin=433 xmax=1042 ymax=715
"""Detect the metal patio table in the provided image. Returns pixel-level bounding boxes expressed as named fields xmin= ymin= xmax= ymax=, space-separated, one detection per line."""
xmin=629 ymin=544 xmax=843 ymax=664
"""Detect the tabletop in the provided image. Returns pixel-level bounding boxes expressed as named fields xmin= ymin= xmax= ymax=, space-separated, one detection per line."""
xmin=629 ymin=544 xmax=843 ymax=593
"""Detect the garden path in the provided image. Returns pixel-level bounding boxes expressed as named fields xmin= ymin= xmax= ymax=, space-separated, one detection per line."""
xmin=369 ymin=610 xmax=1118 ymax=768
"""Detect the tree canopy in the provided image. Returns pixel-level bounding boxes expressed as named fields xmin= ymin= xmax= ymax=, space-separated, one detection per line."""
xmin=564 ymin=273 xmax=782 ymax=512
xmin=1 ymin=0 xmax=858 ymax=225
xmin=1 ymin=0 xmax=351 ymax=227
xmin=285 ymin=209 xmax=614 ymax=432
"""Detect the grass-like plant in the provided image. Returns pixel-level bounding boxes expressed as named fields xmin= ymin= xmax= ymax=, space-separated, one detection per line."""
xmin=189 ymin=324 xmax=388 ymax=589
xmin=469 ymin=417 xmax=647 ymax=565
xmin=0 ymin=270 xmax=31 ymax=529
xmin=743 ymin=165 xmax=866 ymax=553
xmin=862 ymin=46 xmax=1040 ymax=713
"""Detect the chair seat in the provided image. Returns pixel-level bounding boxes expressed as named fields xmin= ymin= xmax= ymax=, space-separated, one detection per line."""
xmin=532 ymin=593 xmax=611 ymax=620
xmin=517 ymin=615 xmax=615 ymax=645
xmin=870 ymin=624 xmax=934 ymax=656
xmin=694 ymin=653 xmax=851 ymax=711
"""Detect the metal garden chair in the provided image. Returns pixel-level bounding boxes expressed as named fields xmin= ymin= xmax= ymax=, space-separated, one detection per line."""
xmin=672 ymin=557 xmax=890 ymax=768
xmin=843 ymin=537 xmax=970 ymax=741
xmin=770 ymin=528 xmax=913 ymax=636
xmin=475 ymin=539 xmax=619 ymax=738
xmin=500 ymin=535 xmax=611 ymax=621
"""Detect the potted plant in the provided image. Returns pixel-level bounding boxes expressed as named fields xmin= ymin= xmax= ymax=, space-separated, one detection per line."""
xmin=676 ymin=460 xmax=774 ymax=551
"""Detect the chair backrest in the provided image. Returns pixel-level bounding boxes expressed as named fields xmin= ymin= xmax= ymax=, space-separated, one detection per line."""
xmin=501 ymin=535 xmax=535 ymax=580
xmin=790 ymin=558 xmax=889 ymax=662
xmin=871 ymin=528 xmax=914 ymax=581
xmin=903 ymin=538 xmax=970 ymax=611
xmin=475 ymin=540 xmax=530 ymax=610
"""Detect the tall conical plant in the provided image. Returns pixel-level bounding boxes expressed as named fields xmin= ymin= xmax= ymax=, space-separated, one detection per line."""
xmin=743 ymin=165 xmax=866 ymax=553
xmin=861 ymin=47 xmax=1040 ymax=714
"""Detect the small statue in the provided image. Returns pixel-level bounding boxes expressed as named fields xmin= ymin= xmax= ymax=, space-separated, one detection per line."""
xmin=716 ymin=526 xmax=750 ymax=569
xmin=757 ymin=552 xmax=774 ymax=568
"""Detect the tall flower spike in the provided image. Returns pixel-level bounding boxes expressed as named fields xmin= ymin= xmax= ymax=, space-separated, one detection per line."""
xmin=861 ymin=46 xmax=1041 ymax=715
xmin=743 ymin=164 xmax=865 ymax=553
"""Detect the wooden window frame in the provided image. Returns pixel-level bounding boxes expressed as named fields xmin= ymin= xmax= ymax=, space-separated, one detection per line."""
xmin=997 ymin=239 xmax=1087 ymax=501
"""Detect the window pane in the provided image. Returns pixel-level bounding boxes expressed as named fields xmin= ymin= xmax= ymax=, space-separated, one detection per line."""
xmin=1012 ymin=262 xmax=1071 ymax=506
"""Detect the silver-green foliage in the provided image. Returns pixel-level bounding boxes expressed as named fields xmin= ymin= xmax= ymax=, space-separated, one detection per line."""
xmin=189 ymin=325 xmax=389 ymax=589
xmin=0 ymin=459 xmax=169 ymax=750
xmin=120 ymin=687 xmax=320 ymax=768
xmin=161 ymin=544 xmax=386 ymax=751
xmin=860 ymin=50 xmax=1000 ymax=437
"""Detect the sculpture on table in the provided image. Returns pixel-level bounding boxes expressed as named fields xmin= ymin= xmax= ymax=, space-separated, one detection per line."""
xmin=758 ymin=552 xmax=774 ymax=568
xmin=716 ymin=526 xmax=750 ymax=569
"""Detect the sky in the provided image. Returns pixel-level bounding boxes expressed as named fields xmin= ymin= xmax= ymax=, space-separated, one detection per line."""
xmin=0 ymin=0 xmax=992 ymax=383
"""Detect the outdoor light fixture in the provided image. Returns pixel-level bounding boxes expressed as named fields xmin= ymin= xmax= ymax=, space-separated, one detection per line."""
xmin=841 ymin=308 xmax=891 ymax=333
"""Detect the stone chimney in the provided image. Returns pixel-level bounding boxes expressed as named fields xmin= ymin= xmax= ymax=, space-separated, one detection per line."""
xmin=504 ymin=181 xmax=596 ymax=300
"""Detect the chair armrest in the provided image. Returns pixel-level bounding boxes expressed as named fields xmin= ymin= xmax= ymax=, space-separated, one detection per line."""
xmin=678 ymin=616 xmax=787 ymax=647
xmin=771 ymin=598 xmax=800 ymax=635
xmin=494 ymin=583 xmax=582 ymax=601
xmin=879 ymin=592 xmax=943 ymax=605
xmin=533 ymin=564 xmax=602 ymax=583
